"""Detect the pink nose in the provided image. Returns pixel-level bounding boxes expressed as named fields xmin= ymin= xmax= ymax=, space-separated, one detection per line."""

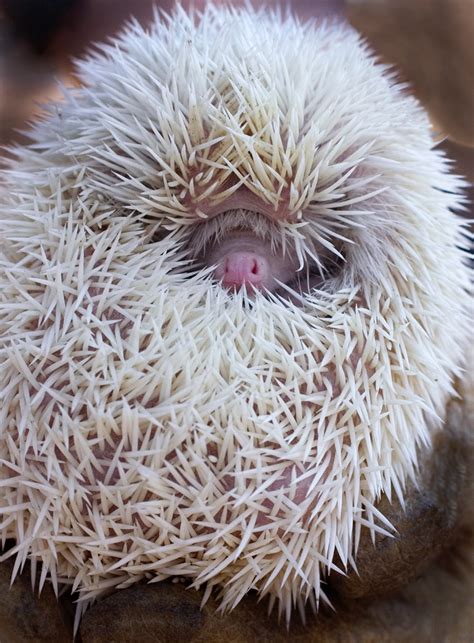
xmin=216 ymin=251 xmax=269 ymax=289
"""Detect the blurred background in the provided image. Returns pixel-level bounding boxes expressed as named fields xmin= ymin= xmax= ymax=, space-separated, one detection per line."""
xmin=1 ymin=0 xmax=473 ymax=210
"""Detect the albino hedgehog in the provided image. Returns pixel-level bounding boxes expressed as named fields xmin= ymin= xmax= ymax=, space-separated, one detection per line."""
xmin=0 ymin=2 xmax=471 ymax=627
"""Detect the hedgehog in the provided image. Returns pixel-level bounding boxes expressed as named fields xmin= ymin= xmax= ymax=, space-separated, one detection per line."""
xmin=0 ymin=2 xmax=471 ymax=629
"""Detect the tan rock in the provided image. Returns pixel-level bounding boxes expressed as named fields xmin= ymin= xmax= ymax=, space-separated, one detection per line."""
xmin=347 ymin=0 xmax=474 ymax=146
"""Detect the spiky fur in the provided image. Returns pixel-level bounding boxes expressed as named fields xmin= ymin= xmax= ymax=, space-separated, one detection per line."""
xmin=0 ymin=3 xmax=471 ymax=626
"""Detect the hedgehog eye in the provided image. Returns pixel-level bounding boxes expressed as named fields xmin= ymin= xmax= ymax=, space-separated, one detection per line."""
xmin=277 ymin=241 xmax=346 ymax=295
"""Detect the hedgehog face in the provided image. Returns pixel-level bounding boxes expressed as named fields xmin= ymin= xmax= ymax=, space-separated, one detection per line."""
xmin=0 ymin=4 xmax=470 ymax=623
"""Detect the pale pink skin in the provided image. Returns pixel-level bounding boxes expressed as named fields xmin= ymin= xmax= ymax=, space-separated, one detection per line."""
xmin=190 ymin=185 xmax=306 ymax=292
xmin=203 ymin=232 xmax=301 ymax=291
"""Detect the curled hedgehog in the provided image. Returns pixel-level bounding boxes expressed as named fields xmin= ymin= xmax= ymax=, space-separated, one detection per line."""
xmin=0 ymin=2 xmax=471 ymax=629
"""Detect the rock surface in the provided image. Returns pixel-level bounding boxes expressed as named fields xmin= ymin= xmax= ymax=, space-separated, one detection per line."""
xmin=79 ymin=558 xmax=474 ymax=643
xmin=0 ymin=555 xmax=73 ymax=643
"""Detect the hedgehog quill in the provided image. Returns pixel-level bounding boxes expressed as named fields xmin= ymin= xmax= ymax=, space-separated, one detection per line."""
xmin=0 ymin=3 xmax=471 ymax=629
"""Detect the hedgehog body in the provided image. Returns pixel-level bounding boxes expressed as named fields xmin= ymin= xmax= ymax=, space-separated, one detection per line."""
xmin=0 ymin=4 xmax=471 ymax=623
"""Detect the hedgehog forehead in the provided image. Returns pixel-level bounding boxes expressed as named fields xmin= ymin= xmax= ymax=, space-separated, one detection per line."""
xmin=186 ymin=209 xmax=276 ymax=248
xmin=77 ymin=10 xmax=406 ymax=230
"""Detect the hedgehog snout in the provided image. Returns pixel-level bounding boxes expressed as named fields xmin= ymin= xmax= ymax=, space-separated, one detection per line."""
xmin=215 ymin=250 xmax=269 ymax=289
xmin=202 ymin=233 xmax=300 ymax=292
